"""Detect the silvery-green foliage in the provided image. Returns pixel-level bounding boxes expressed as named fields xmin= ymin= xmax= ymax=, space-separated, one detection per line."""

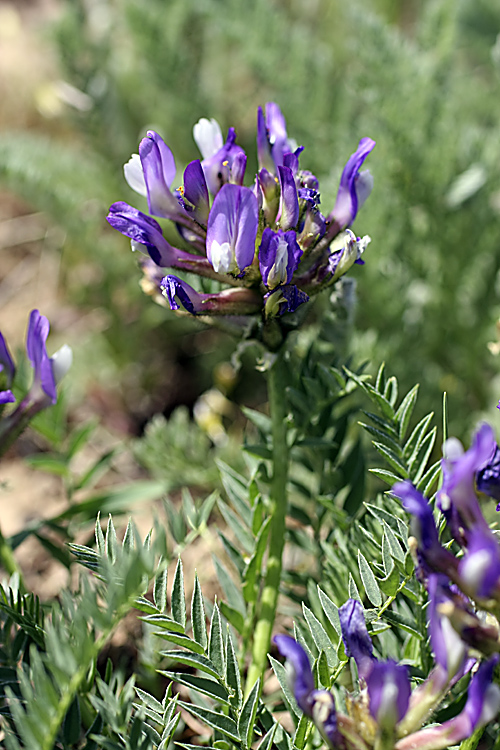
xmin=1 ymin=519 xmax=160 ymax=750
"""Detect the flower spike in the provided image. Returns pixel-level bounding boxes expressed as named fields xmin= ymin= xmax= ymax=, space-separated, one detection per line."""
xmin=109 ymin=105 xmax=375 ymax=340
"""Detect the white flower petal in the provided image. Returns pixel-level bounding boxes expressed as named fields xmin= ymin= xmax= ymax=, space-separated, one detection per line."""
xmin=210 ymin=239 xmax=234 ymax=274
xmin=124 ymin=153 xmax=147 ymax=196
xmin=193 ymin=118 xmax=223 ymax=160
xmin=50 ymin=345 xmax=73 ymax=383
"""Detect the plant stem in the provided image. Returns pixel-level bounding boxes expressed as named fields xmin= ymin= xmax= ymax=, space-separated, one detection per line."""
xmin=0 ymin=524 xmax=24 ymax=590
xmin=245 ymin=345 xmax=289 ymax=695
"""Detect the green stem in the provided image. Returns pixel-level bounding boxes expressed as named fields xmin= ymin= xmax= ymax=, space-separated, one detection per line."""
xmin=0 ymin=524 xmax=24 ymax=590
xmin=245 ymin=346 xmax=289 ymax=695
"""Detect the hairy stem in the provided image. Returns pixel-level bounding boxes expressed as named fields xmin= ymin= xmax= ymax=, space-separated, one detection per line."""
xmin=245 ymin=346 xmax=289 ymax=694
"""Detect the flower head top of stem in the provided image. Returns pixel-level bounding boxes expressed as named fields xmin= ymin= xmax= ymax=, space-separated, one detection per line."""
xmin=107 ymin=103 xmax=375 ymax=343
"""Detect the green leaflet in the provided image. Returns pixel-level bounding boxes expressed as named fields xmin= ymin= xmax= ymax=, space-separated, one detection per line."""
xmin=357 ymin=551 xmax=382 ymax=607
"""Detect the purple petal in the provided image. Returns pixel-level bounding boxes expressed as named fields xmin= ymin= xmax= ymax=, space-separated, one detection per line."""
xmin=438 ymin=424 xmax=496 ymax=536
xmin=331 ymin=137 xmax=376 ymax=228
xmin=310 ymin=690 xmax=339 ymax=745
xmin=201 ymin=127 xmax=246 ymax=196
xmin=298 ymin=206 xmax=326 ymax=250
xmin=277 ymin=166 xmax=299 ymax=230
xmin=160 ymin=274 xmax=262 ymax=316
xmin=265 ymin=102 xmax=294 ymax=169
xmin=230 ymin=152 xmax=247 ymax=186
xmin=338 ymin=599 xmax=374 ymax=680
xmin=264 ymin=285 xmax=309 ymax=317
xmin=395 ymin=657 xmax=500 ymax=749
xmin=427 ymin=575 xmax=468 ymax=679
xmin=161 ymin=276 xmax=198 ymax=314
xmin=273 ymin=634 xmax=315 ymax=715
xmin=299 ymin=170 xmax=319 ymax=191
xmin=464 ymin=656 xmax=500 ymax=731
xmin=257 ymin=168 xmax=279 ymax=225
xmin=393 ymin=481 xmax=440 ymax=555
xmin=366 ymin=660 xmax=411 ymax=726
xmin=259 ymin=229 xmax=302 ymax=289
xmin=26 ymin=310 xmax=57 ymax=404
xmin=459 ymin=525 xmax=500 ymax=598
xmin=107 ymin=202 xmax=179 ymax=267
xmin=206 ymin=185 xmax=258 ymax=274
xmin=476 ymin=443 xmax=500 ymax=502
xmin=256 ymin=106 xmax=275 ymax=173
xmin=0 ymin=390 xmax=15 ymax=404
xmin=322 ymin=230 xmax=369 ymax=284
xmin=392 ymin=481 xmax=460 ymax=583
xmin=283 ymin=148 xmax=304 ymax=177
xmin=0 ymin=331 xmax=15 ymax=387
xmin=139 ymin=131 xmax=180 ymax=219
xmin=183 ymin=160 xmax=210 ymax=225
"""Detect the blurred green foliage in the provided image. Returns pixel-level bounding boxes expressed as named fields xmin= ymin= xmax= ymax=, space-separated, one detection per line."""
xmin=1 ymin=0 xmax=500 ymax=436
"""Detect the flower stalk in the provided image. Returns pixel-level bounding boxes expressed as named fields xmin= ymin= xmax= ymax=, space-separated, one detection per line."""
xmin=245 ymin=345 xmax=289 ymax=694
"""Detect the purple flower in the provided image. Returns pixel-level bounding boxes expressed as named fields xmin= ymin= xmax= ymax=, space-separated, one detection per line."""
xmin=257 ymin=103 xmax=297 ymax=173
xmin=476 ymin=443 xmax=500 ymax=504
xmin=438 ymin=424 xmax=496 ymax=539
xmin=107 ymin=202 xmax=181 ymax=267
xmin=0 ymin=313 xmax=71 ymax=458
xmin=162 ymin=276 xmax=199 ymax=315
xmin=392 ymin=480 xmax=457 ymax=580
xmin=206 ymin=184 xmax=258 ymax=274
xmin=338 ymin=599 xmax=374 ymax=680
xmin=0 ymin=333 xmax=15 ymax=405
xmin=0 ymin=390 xmax=15 ymax=405
xmin=326 ymin=230 xmax=370 ymax=283
xmin=273 ymin=635 xmax=340 ymax=747
xmin=277 ymin=166 xmax=299 ymax=230
xmin=298 ymin=205 xmax=326 ymax=251
xmin=264 ymin=285 xmax=309 ymax=317
xmin=182 ymin=160 xmax=210 ymax=225
xmin=139 ymin=131 xmax=182 ymax=220
xmin=273 ymin=634 xmax=315 ymax=714
xmin=367 ymin=660 xmax=411 ymax=727
xmin=198 ymin=126 xmax=246 ymax=196
xmin=161 ymin=275 xmax=261 ymax=316
xmin=393 ymin=481 xmax=441 ymax=557
xmin=310 ymin=691 xmax=339 ymax=747
xmin=427 ymin=575 xmax=469 ymax=681
xmin=458 ymin=525 xmax=500 ymax=599
xmin=396 ymin=657 xmax=500 ymax=750
xmin=256 ymin=168 xmax=279 ymax=225
xmin=462 ymin=656 xmax=500 ymax=732
xmin=259 ymin=228 xmax=302 ymax=289
xmin=26 ymin=310 xmax=57 ymax=405
xmin=329 ymin=138 xmax=375 ymax=229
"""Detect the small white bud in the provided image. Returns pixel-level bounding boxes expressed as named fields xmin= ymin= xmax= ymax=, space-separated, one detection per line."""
xmin=50 ymin=345 xmax=73 ymax=383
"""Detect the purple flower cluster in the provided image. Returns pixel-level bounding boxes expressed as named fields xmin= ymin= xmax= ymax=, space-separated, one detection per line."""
xmin=275 ymin=596 xmax=500 ymax=749
xmin=107 ymin=104 xmax=374 ymax=331
xmin=378 ymin=423 xmax=500 ymax=746
xmin=393 ymin=424 xmax=500 ymax=604
xmin=0 ymin=311 xmax=71 ymax=457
